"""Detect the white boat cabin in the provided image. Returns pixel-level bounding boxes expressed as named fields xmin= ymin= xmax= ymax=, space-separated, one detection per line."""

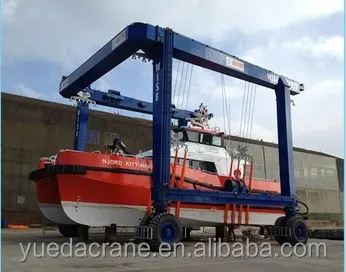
xmin=137 ymin=126 xmax=247 ymax=177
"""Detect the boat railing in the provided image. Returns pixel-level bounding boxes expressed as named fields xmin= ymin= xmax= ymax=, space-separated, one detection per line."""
xmin=113 ymin=153 xmax=150 ymax=159
xmin=171 ymin=160 xmax=218 ymax=177
xmin=202 ymin=169 xmax=218 ymax=176
xmin=59 ymin=149 xmax=84 ymax=153
xmin=40 ymin=156 xmax=51 ymax=161
xmin=255 ymin=177 xmax=279 ymax=183
xmin=243 ymin=175 xmax=279 ymax=183
xmin=39 ymin=156 xmax=55 ymax=163
xmin=39 ymin=155 xmax=57 ymax=164
xmin=225 ymin=147 xmax=254 ymax=164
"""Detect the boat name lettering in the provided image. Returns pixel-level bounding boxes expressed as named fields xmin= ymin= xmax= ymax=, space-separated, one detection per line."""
xmin=125 ymin=161 xmax=153 ymax=169
xmin=102 ymin=159 xmax=123 ymax=165
xmin=102 ymin=159 xmax=152 ymax=169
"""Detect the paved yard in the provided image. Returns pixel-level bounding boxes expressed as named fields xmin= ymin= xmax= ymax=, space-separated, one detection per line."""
xmin=2 ymin=228 xmax=343 ymax=272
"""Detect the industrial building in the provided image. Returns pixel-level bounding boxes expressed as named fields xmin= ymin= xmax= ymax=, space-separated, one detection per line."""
xmin=1 ymin=92 xmax=344 ymax=225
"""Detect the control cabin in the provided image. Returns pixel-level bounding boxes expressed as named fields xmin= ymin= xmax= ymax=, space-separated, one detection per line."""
xmin=138 ymin=126 xmax=241 ymax=177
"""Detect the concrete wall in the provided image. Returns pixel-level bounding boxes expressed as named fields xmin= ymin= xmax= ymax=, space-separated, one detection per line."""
xmin=1 ymin=93 xmax=344 ymax=224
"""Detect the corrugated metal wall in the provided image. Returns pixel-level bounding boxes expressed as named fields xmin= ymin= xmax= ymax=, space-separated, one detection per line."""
xmin=2 ymin=94 xmax=75 ymax=224
xmin=1 ymin=93 xmax=153 ymax=224
xmin=226 ymin=139 xmax=343 ymax=221
xmin=1 ymin=93 xmax=344 ymax=224
xmin=336 ymin=158 xmax=344 ymax=219
xmin=86 ymin=112 xmax=152 ymax=155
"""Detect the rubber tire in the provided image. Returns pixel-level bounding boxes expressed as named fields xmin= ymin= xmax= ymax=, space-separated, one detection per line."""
xmin=285 ymin=215 xmax=309 ymax=245
xmin=274 ymin=216 xmax=288 ymax=245
xmin=139 ymin=213 xmax=153 ymax=227
xmin=58 ymin=224 xmax=79 ymax=238
xmin=149 ymin=212 xmax=182 ymax=252
xmin=134 ymin=213 xmax=153 ymax=244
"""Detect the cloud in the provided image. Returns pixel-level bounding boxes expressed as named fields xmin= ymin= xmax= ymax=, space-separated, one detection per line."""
xmin=2 ymin=0 xmax=17 ymax=23
xmin=292 ymin=78 xmax=343 ymax=134
xmin=10 ymin=83 xmax=72 ymax=106
xmin=168 ymin=32 xmax=344 ymax=158
xmin=12 ymin=83 xmax=44 ymax=99
xmin=206 ymin=35 xmax=343 ymax=157
xmin=2 ymin=0 xmax=344 ymax=158
xmin=210 ymin=115 xmax=276 ymax=142
xmin=2 ymin=0 xmax=343 ymax=69
xmin=283 ymin=36 xmax=344 ymax=60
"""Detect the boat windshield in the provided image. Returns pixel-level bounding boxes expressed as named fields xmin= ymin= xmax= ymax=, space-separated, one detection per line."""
xmin=184 ymin=130 xmax=222 ymax=147
xmin=186 ymin=131 xmax=199 ymax=142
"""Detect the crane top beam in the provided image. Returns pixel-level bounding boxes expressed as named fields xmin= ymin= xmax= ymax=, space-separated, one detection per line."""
xmin=59 ymin=22 xmax=304 ymax=98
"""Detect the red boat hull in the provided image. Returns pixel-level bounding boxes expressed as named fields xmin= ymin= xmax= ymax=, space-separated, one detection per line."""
xmin=47 ymin=150 xmax=284 ymax=227
xmin=34 ymin=158 xmax=77 ymax=224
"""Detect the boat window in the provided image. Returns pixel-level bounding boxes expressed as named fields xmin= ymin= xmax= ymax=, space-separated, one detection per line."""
xmin=200 ymin=133 xmax=213 ymax=145
xmin=178 ymin=158 xmax=190 ymax=166
xmin=212 ymin=136 xmax=222 ymax=147
xmin=171 ymin=157 xmax=180 ymax=163
xmin=201 ymin=162 xmax=217 ymax=173
xmin=170 ymin=157 xmax=190 ymax=166
xmin=191 ymin=160 xmax=201 ymax=170
xmin=190 ymin=160 xmax=217 ymax=174
xmin=186 ymin=131 xmax=199 ymax=142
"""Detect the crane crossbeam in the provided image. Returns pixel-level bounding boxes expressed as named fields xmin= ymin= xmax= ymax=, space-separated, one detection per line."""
xmin=76 ymin=88 xmax=193 ymax=120
xmin=59 ymin=23 xmax=303 ymax=98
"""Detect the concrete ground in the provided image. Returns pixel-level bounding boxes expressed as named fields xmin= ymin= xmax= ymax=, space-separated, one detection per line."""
xmin=2 ymin=228 xmax=343 ymax=272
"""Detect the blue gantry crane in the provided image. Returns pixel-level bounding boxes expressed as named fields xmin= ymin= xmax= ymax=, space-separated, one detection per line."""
xmin=59 ymin=22 xmax=308 ymax=250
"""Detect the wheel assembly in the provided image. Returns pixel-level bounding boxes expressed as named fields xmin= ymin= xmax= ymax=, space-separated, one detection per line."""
xmin=148 ymin=212 xmax=182 ymax=251
xmin=274 ymin=214 xmax=309 ymax=246
xmin=134 ymin=213 xmax=153 ymax=244
xmin=285 ymin=215 xmax=309 ymax=245
xmin=273 ymin=216 xmax=288 ymax=245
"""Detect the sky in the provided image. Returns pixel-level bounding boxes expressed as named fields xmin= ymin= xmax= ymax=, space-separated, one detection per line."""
xmin=2 ymin=0 xmax=344 ymax=158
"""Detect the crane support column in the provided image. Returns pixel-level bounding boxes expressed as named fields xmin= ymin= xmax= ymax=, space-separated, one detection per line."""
xmin=275 ymin=78 xmax=295 ymax=199
xmin=74 ymin=101 xmax=90 ymax=241
xmin=152 ymin=27 xmax=174 ymax=213
xmin=73 ymin=102 xmax=89 ymax=151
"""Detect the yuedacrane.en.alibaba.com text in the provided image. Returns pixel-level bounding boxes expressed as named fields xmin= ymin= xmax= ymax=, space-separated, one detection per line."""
xmin=19 ymin=239 xmax=327 ymax=261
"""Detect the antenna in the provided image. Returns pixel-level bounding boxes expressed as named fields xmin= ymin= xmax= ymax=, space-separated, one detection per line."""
xmin=185 ymin=103 xmax=213 ymax=129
